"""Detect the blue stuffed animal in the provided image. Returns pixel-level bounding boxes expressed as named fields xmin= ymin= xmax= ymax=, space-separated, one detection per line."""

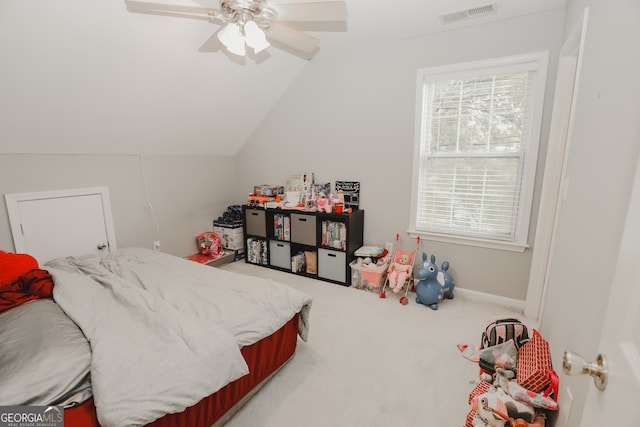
xmin=440 ymin=261 xmax=455 ymax=300
xmin=415 ymin=253 xmax=444 ymax=310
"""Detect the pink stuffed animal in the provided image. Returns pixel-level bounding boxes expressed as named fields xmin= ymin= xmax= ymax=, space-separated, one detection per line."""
xmin=316 ymin=196 xmax=331 ymax=213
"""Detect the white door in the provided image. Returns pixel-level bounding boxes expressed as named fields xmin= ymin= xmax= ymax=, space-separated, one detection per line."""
xmin=5 ymin=187 xmax=117 ymax=264
xmin=578 ymin=156 xmax=640 ymax=425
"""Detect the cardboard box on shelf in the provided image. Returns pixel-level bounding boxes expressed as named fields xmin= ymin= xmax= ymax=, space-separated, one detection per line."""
xmin=253 ymin=185 xmax=284 ymax=197
xmin=286 ymin=173 xmax=314 ymax=194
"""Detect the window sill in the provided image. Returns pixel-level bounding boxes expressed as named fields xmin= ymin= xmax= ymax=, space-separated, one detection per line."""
xmin=407 ymin=230 xmax=529 ymax=253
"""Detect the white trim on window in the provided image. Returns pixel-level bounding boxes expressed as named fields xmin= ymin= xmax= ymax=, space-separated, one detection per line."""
xmin=409 ymin=52 xmax=549 ymax=252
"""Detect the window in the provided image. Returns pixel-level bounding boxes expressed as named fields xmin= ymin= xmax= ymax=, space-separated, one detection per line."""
xmin=410 ymin=52 xmax=548 ymax=251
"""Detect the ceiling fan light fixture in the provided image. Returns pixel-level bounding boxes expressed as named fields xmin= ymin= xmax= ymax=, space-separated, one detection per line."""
xmin=226 ymin=38 xmax=246 ymax=56
xmin=243 ymin=20 xmax=270 ymax=54
xmin=125 ymin=0 xmax=348 ymax=60
xmin=217 ymin=22 xmax=246 ymax=56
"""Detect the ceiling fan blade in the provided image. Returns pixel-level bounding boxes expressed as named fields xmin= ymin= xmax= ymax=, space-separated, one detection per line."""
xmin=270 ymin=1 xmax=347 ymax=22
xmin=265 ymin=23 xmax=320 ymax=60
xmin=199 ymin=31 xmax=222 ymax=53
xmin=127 ymin=8 xmax=212 ymax=22
xmin=125 ymin=1 xmax=213 ymax=16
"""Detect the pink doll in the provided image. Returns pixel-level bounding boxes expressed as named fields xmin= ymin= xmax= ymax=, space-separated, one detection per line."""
xmin=387 ymin=252 xmax=412 ymax=293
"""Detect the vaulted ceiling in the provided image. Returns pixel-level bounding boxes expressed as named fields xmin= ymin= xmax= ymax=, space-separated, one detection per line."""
xmin=0 ymin=0 xmax=565 ymax=156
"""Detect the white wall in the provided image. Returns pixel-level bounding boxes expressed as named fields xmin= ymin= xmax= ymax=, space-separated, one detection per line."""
xmin=539 ymin=0 xmax=640 ymax=425
xmin=235 ymin=10 xmax=566 ymax=302
xmin=0 ymin=154 xmax=239 ymax=257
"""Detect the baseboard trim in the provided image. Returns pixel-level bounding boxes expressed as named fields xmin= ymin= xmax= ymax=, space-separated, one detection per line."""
xmin=455 ymin=287 xmax=525 ymax=313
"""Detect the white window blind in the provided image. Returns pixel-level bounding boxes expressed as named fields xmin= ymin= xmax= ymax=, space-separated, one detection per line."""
xmin=411 ymin=53 xmax=548 ymax=250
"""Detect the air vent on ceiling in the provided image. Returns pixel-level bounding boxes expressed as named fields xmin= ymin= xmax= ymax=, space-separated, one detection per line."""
xmin=440 ymin=3 xmax=498 ymax=24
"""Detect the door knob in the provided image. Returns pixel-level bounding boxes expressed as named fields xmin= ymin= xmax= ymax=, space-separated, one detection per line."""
xmin=562 ymin=350 xmax=608 ymax=391
xmin=97 ymin=243 xmax=107 ymax=250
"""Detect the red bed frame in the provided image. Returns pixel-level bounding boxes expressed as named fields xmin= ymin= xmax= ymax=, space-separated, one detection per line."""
xmin=64 ymin=313 xmax=300 ymax=427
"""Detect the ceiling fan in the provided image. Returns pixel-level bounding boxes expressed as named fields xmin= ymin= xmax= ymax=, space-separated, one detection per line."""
xmin=125 ymin=0 xmax=348 ymax=60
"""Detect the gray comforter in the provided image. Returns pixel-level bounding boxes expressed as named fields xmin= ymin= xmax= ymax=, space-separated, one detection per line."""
xmin=45 ymin=247 xmax=312 ymax=427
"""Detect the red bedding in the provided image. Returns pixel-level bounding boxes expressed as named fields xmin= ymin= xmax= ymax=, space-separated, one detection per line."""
xmin=0 ymin=261 xmax=54 ymax=313
xmin=0 ymin=251 xmax=38 ymax=285
xmin=64 ymin=313 xmax=300 ymax=427
xmin=0 ymin=251 xmax=53 ymax=313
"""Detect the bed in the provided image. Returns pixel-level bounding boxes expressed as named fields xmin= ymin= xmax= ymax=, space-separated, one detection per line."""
xmin=0 ymin=247 xmax=312 ymax=427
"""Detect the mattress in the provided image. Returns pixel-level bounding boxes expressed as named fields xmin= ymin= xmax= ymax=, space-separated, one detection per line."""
xmin=63 ymin=313 xmax=300 ymax=427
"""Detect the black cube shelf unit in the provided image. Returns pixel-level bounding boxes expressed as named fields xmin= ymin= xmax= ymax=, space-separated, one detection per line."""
xmin=242 ymin=205 xmax=364 ymax=286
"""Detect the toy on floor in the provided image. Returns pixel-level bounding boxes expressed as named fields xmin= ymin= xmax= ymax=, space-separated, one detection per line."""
xmin=387 ymin=252 xmax=412 ymax=292
xmin=196 ymin=232 xmax=222 ymax=257
xmin=414 ymin=252 xmax=455 ymax=310
xmin=471 ymin=387 xmax=536 ymax=427
xmin=379 ymin=235 xmax=420 ymax=305
xmin=493 ymin=368 xmax=558 ymax=411
xmin=440 ymin=260 xmax=455 ymax=299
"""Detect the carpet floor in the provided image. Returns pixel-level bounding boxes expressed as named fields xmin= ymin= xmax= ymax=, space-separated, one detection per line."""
xmin=221 ymin=261 xmax=526 ymax=427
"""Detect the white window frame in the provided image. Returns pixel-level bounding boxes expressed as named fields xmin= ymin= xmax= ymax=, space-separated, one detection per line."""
xmin=409 ymin=52 xmax=549 ymax=252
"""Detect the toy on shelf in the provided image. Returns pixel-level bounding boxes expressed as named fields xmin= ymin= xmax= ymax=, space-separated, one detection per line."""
xmin=316 ymin=196 xmax=332 ymax=213
xmin=414 ymin=252 xmax=455 ymax=310
xmin=247 ymin=193 xmax=281 ymax=207
xmin=335 ymin=181 xmax=360 ymax=210
xmin=284 ymin=191 xmax=302 ymax=208
xmin=312 ymin=183 xmax=331 ymax=200
xmin=253 ymin=185 xmax=284 ymax=197
xmin=379 ymin=235 xmax=420 ymax=305
xmin=216 ymin=205 xmax=243 ymax=223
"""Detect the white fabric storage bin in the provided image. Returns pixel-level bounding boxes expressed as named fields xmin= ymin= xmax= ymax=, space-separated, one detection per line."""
xmin=318 ymin=248 xmax=346 ymax=283
xmin=269 ymin=240 xmax=291 ymax=270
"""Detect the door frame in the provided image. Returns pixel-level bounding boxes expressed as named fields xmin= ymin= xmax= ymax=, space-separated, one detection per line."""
xmin=525 ymin=9 xmax=590 ymax=320
xmin=4 ymin=186 xmax=117 ymax=255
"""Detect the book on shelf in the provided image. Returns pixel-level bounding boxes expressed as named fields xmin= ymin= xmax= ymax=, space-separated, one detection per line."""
xmin=273 ymin=213 xmax=291 ymax=241
xmin=246 ymin=237 xmax=267 ymax=265
xmin=321 ymin=220 xmax=347 ymax=250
